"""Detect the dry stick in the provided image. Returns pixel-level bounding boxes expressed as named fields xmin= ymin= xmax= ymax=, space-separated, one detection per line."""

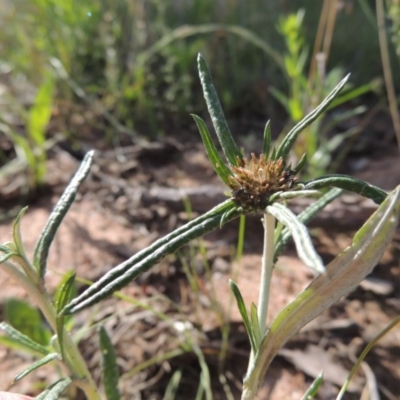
xmin=322 ymin=0 xmax=338 ymax=60
xmin=308 ymin=0 xmax=338 ymax=98
xmin=308 ymin=0 xmax=329 ymax=83
xmin=376 ymin=0 xmax=400 ymax=152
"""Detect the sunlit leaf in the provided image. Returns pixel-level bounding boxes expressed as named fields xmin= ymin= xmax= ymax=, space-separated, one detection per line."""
xmin=267 ymin=203 xmax=325 ymax=274
xmin=274 ymin=188 xmax=343 ymax=261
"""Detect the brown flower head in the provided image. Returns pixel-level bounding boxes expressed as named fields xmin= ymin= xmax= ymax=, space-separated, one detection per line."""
xmin=228 ymin=154 xmax=297 ymax=211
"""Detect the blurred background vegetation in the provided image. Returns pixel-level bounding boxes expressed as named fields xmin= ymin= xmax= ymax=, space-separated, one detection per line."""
xmin=0 ymin=0 xmax=399 ymax=189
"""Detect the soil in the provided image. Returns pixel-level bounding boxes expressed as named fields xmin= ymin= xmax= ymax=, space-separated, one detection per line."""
xmin=0 ymin=112 xmax=400 ymax=400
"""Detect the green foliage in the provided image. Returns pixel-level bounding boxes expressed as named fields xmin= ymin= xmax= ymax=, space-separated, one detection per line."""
xmin=385 ymin=0 xmax=400 ymax=58
xmin=34 ymin=377 xmax=73 ymax=400
xmin=5 ymin=298 xmax=52 ymax=346
xmin=26 ymin=76 xmax=55 ymax=183
xmin=55 ymin=273 xmax=76 ymax=361
xmin=271 ymin=9 xmax=380 ymax=177
xmin=99 ymin=326 xmax=121 ymax=400
xmin=14 ymin=353 xmax=60 ymax=382
xmin=0 ymin=322 xmax=50 ymax=356
xmin=301 ymin=372 xmax=323 ymax=400
xmin=0 ymin=154 xmax=100 ymax=399
xmin=0 ymin=0 xmax=386 ymax=148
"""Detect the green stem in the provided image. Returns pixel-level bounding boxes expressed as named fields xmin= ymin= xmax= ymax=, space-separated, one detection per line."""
xmin=243 ymin=213 xmax=275 ymax=397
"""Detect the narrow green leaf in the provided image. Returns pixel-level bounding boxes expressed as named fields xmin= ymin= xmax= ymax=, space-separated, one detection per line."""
xmin=293 ymin=153 xmax=307 ymax=174
xmin=274 ymin=188 xmax=343 ymax=261
xmin=337 ymin=315 xmax=400 ymax=399
xmin=33 ymin=151 xmax=94 ymax=278
xmin=229 ymin=280 xmax=257 ymax=351
xmin=63 ymin=200 xmax=240 ymax=315
xmin=0 ymin=243 xmax=14 ymax=253
xmin=162 ymin=369 xmax=183 ymax=400
xmin=191 ymin=114 xmax=232 ymax=185
xmin=5 ymin=298 xmax=51 ymax=346
xmin=262 ymin=120 xmax=272 ymax=159
xmin=220 ymin=206 xmax=241 ymax=228
xmin=270 ymin=190 xmax=320 ymax=202
xmin=12 ymin=207 xmax=29 ymax=259
xmin=27 ymin=76 xmax=54 ymax=145
xmin=197 ymin=53 xmax=242 ymax=165
xmin=14 ymin=353 xmax=60 ymax=382
xmin=0 ymin=322 xmax=49 ymax=356
xmin=54 ymin=271 xmax=77 ymax=307
xmin=301 ymin=372 xmax=323 ymax=400
xmin=0 ymin=251 xmax=17 ymax=264
xmin=34 ymin=377 xmax=72 ymax=400
xmin=99 ymin=326 xmax=121 ymax=400
xmin=303 ymin=174 xmax=387 ymax=204
xmin=55 ymin=273 xmax=76 ymax=361
xmin=275 ymin=75 xmax=350 ymax=162
xmin=250 ymin=303 xmax=262 ymax=347
xmin=193 ymin=344 xmax=212 ymax=400
xmin=55 ymin=272 xmax=76 ymax=313
xmin=11 ymin=207 xmax=38 ymax=281
xmin=270 ymin=147 xmax=277 ymax=160
xmin=267 ymin=203 xmax=325 ymax=274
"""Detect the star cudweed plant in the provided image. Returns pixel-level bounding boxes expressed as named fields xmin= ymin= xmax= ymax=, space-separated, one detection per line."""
xmin=1 ymin=54 xmax=399 ymax=399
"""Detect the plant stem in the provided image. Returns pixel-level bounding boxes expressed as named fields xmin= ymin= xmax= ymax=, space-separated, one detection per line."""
xmin=257 ymin=213 xmax=275 ymax=337
xmin=244 ymin=213 xmax=275 ymax=393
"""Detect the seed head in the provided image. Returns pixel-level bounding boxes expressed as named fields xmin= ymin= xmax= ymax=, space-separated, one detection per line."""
xmin=228 ymin=154 xmax=297 ymax=211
